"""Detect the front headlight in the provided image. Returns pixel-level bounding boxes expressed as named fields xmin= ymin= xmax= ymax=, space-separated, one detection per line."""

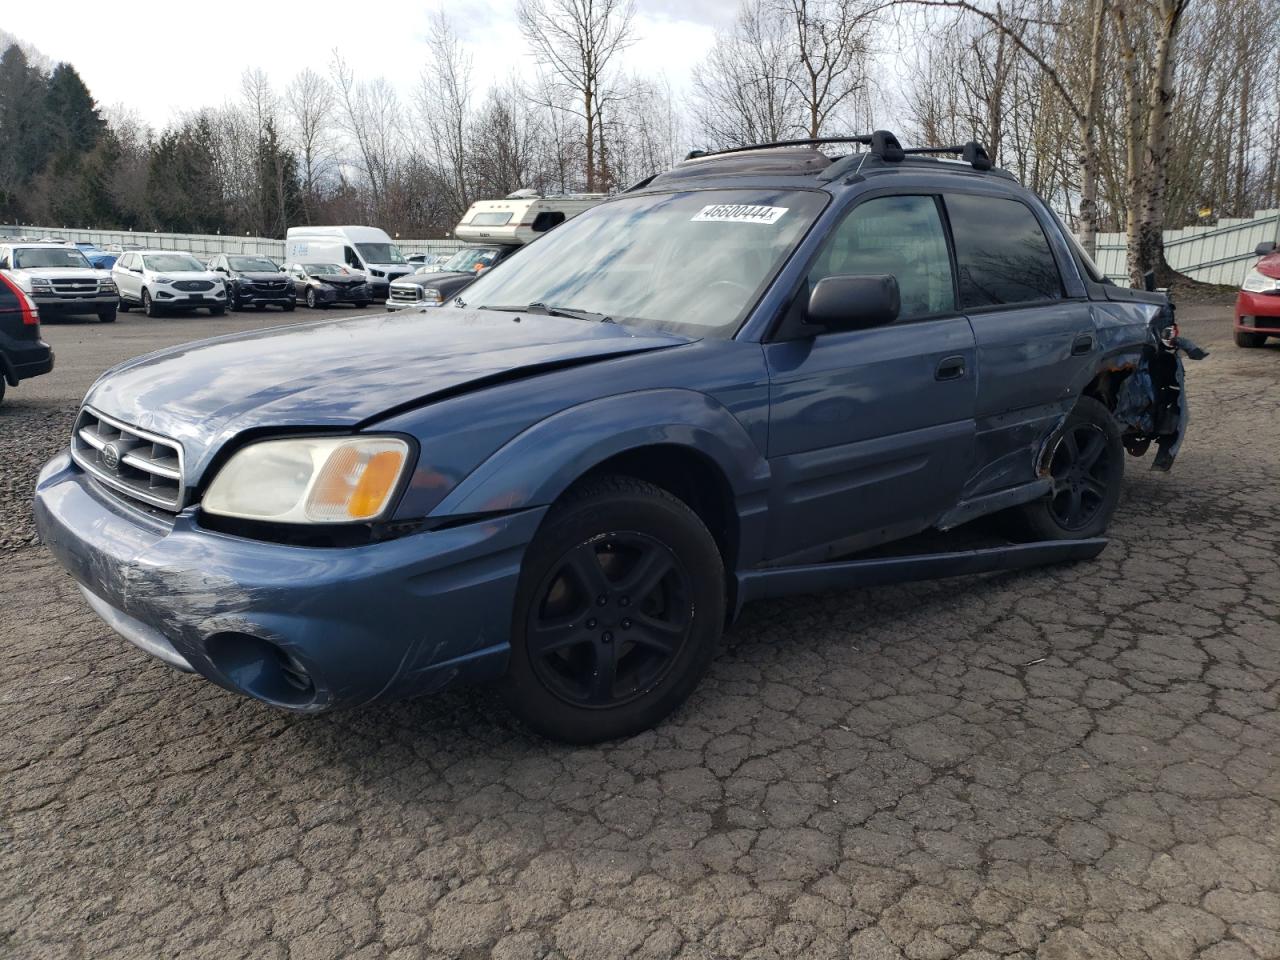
xmin=1242 ymin=268 xmax=1280 ymax=294
xmin=154 ymin=275 xmax=173 ymax=284
xmin=421 ymin=288 xmax=443 ymax=304
xmin=30 ymin=277 xmax=51 ymax=289
xmin=202 ymin=436 xmax=411 ymax=524
xmin=99 ymin=279 xmax=116 ymax=292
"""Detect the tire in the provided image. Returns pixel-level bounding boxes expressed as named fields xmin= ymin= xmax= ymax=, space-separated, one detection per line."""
xmin=1007 ymin=396 xmax=1124 ymax=541
xmin=142 ymin=289 xmax=160 ymax=318
xmin=0 ymin=377 xmax=6 ymax=406
xmin=355 ymin=301 xmax=369 ymax=308
xmin=118 ymin=299 xmax=131 ymax=313
xmin=98 ymin=307 xmax=117 ymax=323
xmin=1235 ymin=326 xmax=1267 ymax=348
xmin=283 ymin=299 xmax=296 ymax=312
xmin=502 ymin=476 xmax=725 ymax=744
xmin=254 ymin=303 xmax=265 ymax=311
xmin=209 ymin=305 xmax=225 ymax=316
xmin=305 ymin=288 xmax=317 ymax=309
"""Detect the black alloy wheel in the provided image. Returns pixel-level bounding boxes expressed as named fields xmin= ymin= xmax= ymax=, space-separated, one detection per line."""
xmin=527 ymin=531 xmax=693 ymax=709
xmin=504 ymin=476 xmax=725 ymax=743
xmin=1047 ymin=422 xmax=1112 ymax=531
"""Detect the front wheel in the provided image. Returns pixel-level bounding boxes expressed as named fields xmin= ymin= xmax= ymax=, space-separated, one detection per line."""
xmin=503 ymin=477 xmax=725 ymax=744
xmin=142 ymin=289 xmax=160 ymax=318
xmin=209 ymin=305 xmax=225 ymax=316
xmin=1007 ymin=396 xmax=1124 ymax=541
xmin=98 ymin=307 xmax=117 ymax=323
xmin=305 ymin=289 xmax=318 ymax=309
xmin=283 ymin=299 xmax=296 ymax=312
xmin=1235 ymin=326 xmax=1267 ymax=348
xmin=118 ymin=299 xmax=131 ymax=313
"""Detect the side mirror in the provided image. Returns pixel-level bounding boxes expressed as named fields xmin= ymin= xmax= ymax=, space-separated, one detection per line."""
xmin=1255 ymin=241 xmax=1276 ymax=257
xmin=807 ymin=275 xmax=900 ymax=331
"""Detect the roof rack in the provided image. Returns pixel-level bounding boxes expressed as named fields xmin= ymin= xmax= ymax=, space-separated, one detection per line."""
xmin=684 ymin=130 xmax=905 ymax=164
xmin=901 ymin=141 xmax=992 ymax=171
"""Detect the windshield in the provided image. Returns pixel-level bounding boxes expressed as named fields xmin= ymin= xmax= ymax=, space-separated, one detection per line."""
xmin=354 ymin=242 xmax=405 ymax=265
xmin=143 ymin=254 xmax=205 ymax=272
xmin=14 ymin=247 xmax=93 ymax=269
xmin=228 ymin=256 xmax=279 ymax=272
xmin=303 ymin=263 xmax=349 ymax=275
xmin=441 ymin=246 xmax=505 ymax=273
xmin=457 ymin=189 xmax=828 ymax=336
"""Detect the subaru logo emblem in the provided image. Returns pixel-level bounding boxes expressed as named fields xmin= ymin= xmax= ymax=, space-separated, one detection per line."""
xmin=100 ymin=441 xmax=121 ymax=472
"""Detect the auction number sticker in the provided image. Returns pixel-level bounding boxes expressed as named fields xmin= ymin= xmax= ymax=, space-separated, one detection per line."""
xmin=691 ymin=204 xmax=788 ymax=225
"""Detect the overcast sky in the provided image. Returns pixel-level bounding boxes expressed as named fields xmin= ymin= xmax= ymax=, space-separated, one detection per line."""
xmin=4 ymin=0 xmax=750 ymax=130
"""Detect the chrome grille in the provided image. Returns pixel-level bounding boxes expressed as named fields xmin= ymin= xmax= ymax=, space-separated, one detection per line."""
xmin=389 ymin=286 xmax=421 ymax=303
xmin=71 ymin=408 xmax=186 ymax=512
xmin=51 ymin=278 xmax=99 ymax=295
xmin=173 ymin=280 xmax=214 ymax=292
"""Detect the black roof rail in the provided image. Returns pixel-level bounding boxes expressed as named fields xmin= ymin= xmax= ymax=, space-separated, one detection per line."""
xmin=901 ymin=141 xmax=992 ymax=171
xmin=683 ymin=129 xmax=905 ymax=163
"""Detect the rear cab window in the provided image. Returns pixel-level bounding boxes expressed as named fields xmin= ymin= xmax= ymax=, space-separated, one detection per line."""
xmin=944 ymin=193 xmax=1064 ymax=308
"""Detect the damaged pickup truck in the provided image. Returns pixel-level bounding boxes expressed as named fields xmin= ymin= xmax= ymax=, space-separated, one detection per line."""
xmin=34 ymin=132 xmax=1202 ymax=743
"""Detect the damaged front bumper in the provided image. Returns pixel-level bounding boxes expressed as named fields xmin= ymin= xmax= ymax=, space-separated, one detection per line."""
xmin=34 ymin=451 xmax=542 ymax=711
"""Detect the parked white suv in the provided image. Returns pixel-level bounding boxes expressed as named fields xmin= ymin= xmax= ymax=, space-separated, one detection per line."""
xmin=112 ymin=251 xmax=226 ymax=317
xmin=0 ymin=242 xmax=119 ymax=323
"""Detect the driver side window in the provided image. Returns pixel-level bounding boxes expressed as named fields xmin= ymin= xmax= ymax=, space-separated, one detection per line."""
xmin=343 ymin=247 xmax=361 ymax=269
xmin=809 ymin=195 xmax=955 ymax=322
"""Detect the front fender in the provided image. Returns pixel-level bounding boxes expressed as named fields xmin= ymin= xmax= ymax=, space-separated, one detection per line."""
xmin=428 ymin=388 xmax=772 ymax=518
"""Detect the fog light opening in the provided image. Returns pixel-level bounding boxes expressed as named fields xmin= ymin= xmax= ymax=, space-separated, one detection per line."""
xmin=205 ymin=632 xmax=318 ymax=708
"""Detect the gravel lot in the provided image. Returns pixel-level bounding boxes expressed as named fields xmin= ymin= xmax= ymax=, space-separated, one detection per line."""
xmin=2 ymin=301 xmax=1278 ymax=960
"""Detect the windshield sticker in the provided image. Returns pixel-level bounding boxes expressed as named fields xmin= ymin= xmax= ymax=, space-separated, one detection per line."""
xmin=691 ymin=204 xmax=788 ymax=225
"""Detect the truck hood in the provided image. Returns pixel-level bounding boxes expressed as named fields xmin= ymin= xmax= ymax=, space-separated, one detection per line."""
xmin=13 ymin=267 xmax=108 ymax=283
xmin=84 ymin=309 xmax=691 ymax=483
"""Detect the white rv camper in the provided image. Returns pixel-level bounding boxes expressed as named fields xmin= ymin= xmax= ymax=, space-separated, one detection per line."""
xmin=451 ymin=191 xmax=607 ymax=245
xmin=284 ymin=226 xmax=411 ymax=298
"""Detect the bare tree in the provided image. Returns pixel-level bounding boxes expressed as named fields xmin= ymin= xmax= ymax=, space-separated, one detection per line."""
xmin=782 ymin=0 xmax=876 ymax=138
xmin=284 ymin=69 xmax=334 ymax=224
xmin=690 ymin=0 xmax=802 ymax=146
xmin=418 ymin=11 xmax=473 ymax=217
xmin=517 ymin=0 xmax=636 ymax=192
xmin=330 ymin=51 xmax=403 ymax=220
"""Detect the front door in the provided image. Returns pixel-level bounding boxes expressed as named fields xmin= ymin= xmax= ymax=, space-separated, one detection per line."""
xmin=764 ymin=194 xmax=978 ymax=562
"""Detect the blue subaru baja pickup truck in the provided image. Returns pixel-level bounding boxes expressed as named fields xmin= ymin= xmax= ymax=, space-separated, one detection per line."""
xmin=35 ymin=132 xmax=1201 ymax=742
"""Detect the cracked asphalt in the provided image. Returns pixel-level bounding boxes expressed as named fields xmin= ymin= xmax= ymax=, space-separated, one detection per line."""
xmin=1 ymin=302 xmax=1278 ymax=960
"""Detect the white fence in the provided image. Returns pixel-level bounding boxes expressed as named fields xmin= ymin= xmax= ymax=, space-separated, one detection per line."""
xmin=0 ymin=225 xmax=464 ymax=262
xmin=1093 ymin=208 xmax=1280 ymax=287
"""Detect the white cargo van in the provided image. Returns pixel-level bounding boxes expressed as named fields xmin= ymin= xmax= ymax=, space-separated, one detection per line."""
xmin=452 ymin=191 xmax=607 ymax=245
xmin=284 ymin=226 xmax=411 ymax=298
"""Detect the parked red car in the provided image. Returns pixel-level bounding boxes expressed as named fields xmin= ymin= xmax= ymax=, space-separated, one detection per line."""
xmin=1235 ymin=240 xmax=1280 ymax=347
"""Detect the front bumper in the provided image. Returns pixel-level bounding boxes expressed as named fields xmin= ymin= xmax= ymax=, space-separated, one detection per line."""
xmin=35 ymin=451 xmax=542 ymax=712
xmin=153 ymin=285 xmax=225 ymax=308
xmin=230 ymin=286 xmax=292 ymax=308
xmin=33 ymin=293 xmax=118 ymax=317
xmin=1235 ymin=291 xmax=1280 ymax=331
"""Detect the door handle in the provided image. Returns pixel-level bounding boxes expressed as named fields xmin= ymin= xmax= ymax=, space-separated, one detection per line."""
xmin=1072 ymin=334 xmax=1094 ymax=355
xmin=935 ymin=355 xmax=966 ymax=381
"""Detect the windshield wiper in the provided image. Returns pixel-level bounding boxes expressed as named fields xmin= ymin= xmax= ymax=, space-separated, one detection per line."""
xmin=480 ymin=302 xmax=613 ymax=323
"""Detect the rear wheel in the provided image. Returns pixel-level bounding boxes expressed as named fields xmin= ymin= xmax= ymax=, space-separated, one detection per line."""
xmin=98 ymin=307 xmax=116 ymax=323
xmin=503 ymin=477 xmax=725 ymax=744
xmin=1007 ymin=396 xmax=1123 ymax=541
xmin=142 ymin=289 xmax=160 ymax=318
xmin=1235 ymin=325 xmax=1267 ymax=348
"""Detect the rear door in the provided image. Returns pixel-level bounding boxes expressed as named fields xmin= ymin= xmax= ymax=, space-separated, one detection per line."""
xmin=943 ymin=192 xmax=1097 ymax=496
xmin=763 ymin=193 xmax=978 ymax=562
